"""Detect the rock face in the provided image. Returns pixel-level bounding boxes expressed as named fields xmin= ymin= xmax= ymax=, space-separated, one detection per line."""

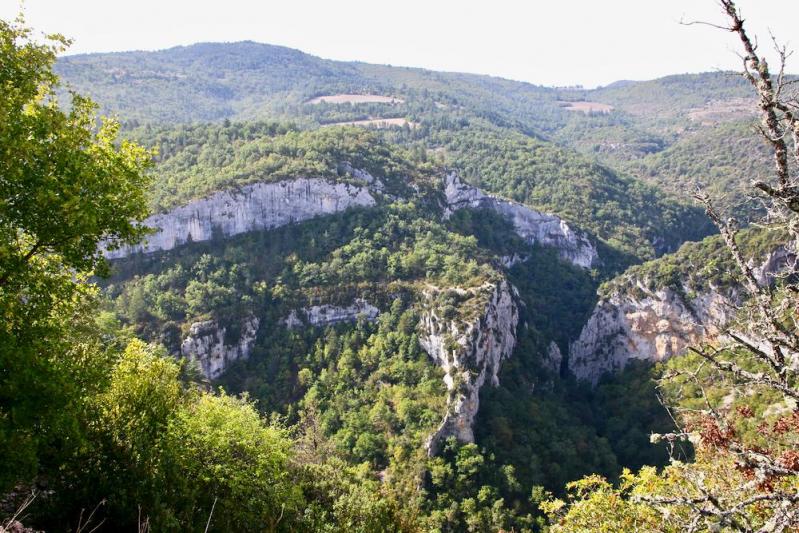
xmin=752 ymin=245 xmax=796 ymax=285
xmin=105 ymin=171 xmax=598 ymax=269
xmin=499 ymin=253 xmax=528 ymax=269
xmin=180 ymin=317 xmax=259 ymax=380
xmin=545 ymin=341 xmax=564 ymax=375
xmin=419 ymin=280 xmax=519 ymax=455
xmin=443 ymin=173 xmax=598 ymax=268
xmin=105 ymin=178 xmax=377 ymax=258
xmin=569 ymin=245 xmax=796 ymax=385
xmin=569 ymin=284 xmax=735 ymax=385
xmin=282 ymin=299 xmax=380 ymax=328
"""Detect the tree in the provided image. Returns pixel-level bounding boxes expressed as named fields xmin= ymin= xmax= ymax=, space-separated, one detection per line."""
xmin=0 ymin=17 xmax=152 ymax=286
xmin=0 ymin=15 xmax=153 ymax=490
xmin=162 ymin=391 xmax=303 ymax=531
xmin=544 ymin=2 xmax=799 ymax=531
xmin=46 ymin=340 xmax=305 ymax=531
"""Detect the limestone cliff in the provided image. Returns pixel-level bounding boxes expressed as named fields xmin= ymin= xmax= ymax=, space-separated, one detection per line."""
xmin=282 ymin=299 xmax=380 ymax=328
xmin=443 ymin=173 xmax=598 ymax=268
xmin=569 ymin=245 xmax=796 ymax=385
xmin=105 ymin=177 xmax=378 ymax=258
xmin=105 ymin=171 xmax=598 ymax=270
xmin=568 ymin=284 xmax=734 ymax=385
xmin=419 ymin=280 xmax=519 ymax=455
xmin=180 ymin=317 xmax=259 ymax=380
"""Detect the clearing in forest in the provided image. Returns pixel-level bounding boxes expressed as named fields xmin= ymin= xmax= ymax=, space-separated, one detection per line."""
xmin=559 ymin=101 xmax=614 ymax=113
xmin=322 ymin=117 xmax=416 ymax=128
xmin=306 ymin=94 xmax=404 ymax=104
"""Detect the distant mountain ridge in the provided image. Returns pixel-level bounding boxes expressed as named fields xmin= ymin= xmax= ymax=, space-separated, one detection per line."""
xmin=57 ymin=40 xmax=773 ymax=243
xmin=56 ymin=40 xmax=753 ymax=128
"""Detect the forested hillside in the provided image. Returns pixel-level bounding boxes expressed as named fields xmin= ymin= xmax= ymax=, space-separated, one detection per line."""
xmin=56 ymin=43 xmax=755 ymax=132
xmin=58 ymin=41 xmax=767 ymax=234
xmin=4 ymin=3 xmax=798 ymax=531
xmin=123 ymin=120 xmax=713 ymax=264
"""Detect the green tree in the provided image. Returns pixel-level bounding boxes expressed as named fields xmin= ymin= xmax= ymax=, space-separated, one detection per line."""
xmin=46 ymin=340 xmax=303 ymax=531
xmin=0 ymin=15 xmax=153 ymax=490
xmin=0 ymin=17 xmax=152 ymax=287
xmin=162 ymin=393 xmax=302 ymax=531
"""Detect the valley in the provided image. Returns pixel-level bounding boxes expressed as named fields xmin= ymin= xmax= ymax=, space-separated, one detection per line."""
xmin=3 ymin=4 xmax=798 ymax=530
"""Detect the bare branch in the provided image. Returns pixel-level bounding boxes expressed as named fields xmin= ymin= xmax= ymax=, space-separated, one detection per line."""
xmin=204 ymin=496 xmax=217 ymax=533
xmin=688 ymin=347 xmax=799 ymax=401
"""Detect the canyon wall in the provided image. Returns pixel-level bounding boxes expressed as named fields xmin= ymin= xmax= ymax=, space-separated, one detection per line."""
xmin=569 ymin=246 xmax=795 ymax=385
xmin=443 ymin=173 xmax=598 ymax=268
xmin=180 ymin=317 xmax=260 ymax=380
xmin=282 ymin=299 xmax=380 ymax=328
xmin=419 ymin=280 xmax=519 ymax=455
xmin=105 ymin=178 xmax=377 ymax=258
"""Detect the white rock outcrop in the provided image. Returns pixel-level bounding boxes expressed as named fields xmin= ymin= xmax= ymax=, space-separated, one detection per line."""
xmin=180 ymin=317 xmax=259 ymax=380
xmin=499 ymin=253 xmax=528 ymax=269
xmin=419 ymin=280 xmax=519 ymax=455
xmin=105 ymin=178 xmax=377 ymax=258
xmin=545 ymin=341 xmax=564 ymax=375
xmin=569 ymin=245 xmax=796 ymax=385
xmin=443 ymin=173 xmax=598 ymax=268
xmin=282 ymin=299 xmax=380 ymax=328
xmin=339 ymin=162 xmax=384 ymax=191
xmin=569 ymin=284 xmax=734 ymax=385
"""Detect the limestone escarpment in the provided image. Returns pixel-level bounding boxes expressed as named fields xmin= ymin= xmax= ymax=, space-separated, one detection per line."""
xmin=180 ymin=317 xmax=259 ymax=380
xmin=419 ymin=280 xmax=519 ymax=455
xmin=568 ymin=284 xmax=734 ymax=385
xmin=569 ymin=245 xmax=796 ymax=385
xmin=282 ymin=299 xmax=380 ymax=328
xmin=443 ymin=173 xmax=598 ymax=268
xmin=105 ymin=171 xmax=599 ymax=270
xmin=105 ymin=177 xmax=378 ymax=258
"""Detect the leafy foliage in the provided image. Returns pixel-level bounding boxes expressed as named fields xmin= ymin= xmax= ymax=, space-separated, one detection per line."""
xmin=0 ymin=16 xmax=151 ymax=491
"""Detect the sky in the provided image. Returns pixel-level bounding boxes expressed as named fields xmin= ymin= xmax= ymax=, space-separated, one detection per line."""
xmin=3 ymin=0 xmax=798 ymax=88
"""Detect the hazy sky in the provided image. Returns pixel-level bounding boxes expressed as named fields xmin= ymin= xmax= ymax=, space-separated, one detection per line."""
xmin=3 ymin=0 xmax=797 ymax=88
